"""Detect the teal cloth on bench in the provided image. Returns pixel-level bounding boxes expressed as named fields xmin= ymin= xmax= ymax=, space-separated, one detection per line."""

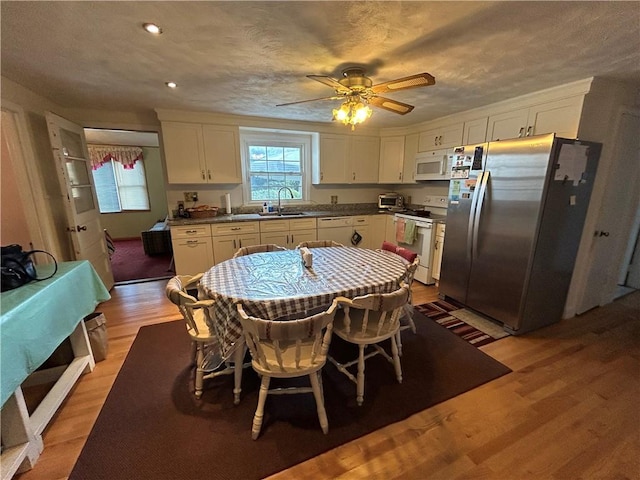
xmin=0 ymin=260 xmax=110 ymax=406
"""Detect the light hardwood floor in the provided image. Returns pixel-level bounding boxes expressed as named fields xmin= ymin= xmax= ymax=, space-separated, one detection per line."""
xmin=15 ymin=280 xmax=639 ymax=480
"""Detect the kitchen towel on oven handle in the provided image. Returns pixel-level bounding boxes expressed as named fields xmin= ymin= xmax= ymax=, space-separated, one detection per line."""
xmin=395 ymin=218 xmax=406 ymax=243
xmin=403 ymin=219 xmax=416 ymax=245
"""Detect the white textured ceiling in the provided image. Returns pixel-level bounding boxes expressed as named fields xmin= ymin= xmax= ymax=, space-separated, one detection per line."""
xmin=2 ymin=1 xmax=639 ymax=129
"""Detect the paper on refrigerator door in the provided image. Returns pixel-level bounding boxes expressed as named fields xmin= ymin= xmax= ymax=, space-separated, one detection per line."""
xmin=554 ymin=144 xmax=588 ymax=185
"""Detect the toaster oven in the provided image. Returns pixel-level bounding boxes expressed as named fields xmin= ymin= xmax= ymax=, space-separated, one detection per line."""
xmin=378 ymin=193 xmax=404 ymax=210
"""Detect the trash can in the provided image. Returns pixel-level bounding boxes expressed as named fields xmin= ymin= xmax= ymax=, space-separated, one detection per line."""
xmin=84 ymin=312 xmax=108 ymax=362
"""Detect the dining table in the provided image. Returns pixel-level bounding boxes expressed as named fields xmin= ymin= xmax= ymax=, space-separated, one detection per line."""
xmin=198 ymin=246 xmax=409 ymax=403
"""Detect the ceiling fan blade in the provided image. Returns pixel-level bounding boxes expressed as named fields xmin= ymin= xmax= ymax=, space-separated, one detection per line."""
xmin=368 ymin=96 xmax=415 ymax=115
xmin=276 ymin=95 xmax=343 ymax=107
xmin=370 ymin=73 xmax=435 ymax=94
xmin=307 ymin=75 xmax=352 ymax=94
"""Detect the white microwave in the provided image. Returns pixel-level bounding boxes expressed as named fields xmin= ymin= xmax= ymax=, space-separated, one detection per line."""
xmin=415 ymin=149 xmax=452 ymax=181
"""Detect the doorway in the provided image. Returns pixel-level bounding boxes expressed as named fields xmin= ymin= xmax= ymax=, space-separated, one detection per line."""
xmin=84 ymin=128 xmax=172 ymax=284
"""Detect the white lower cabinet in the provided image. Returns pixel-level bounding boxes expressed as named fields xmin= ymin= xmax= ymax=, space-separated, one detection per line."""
xmin=384 ymin=215 xmax=397 ymax=243
xmin=432 ymin=223 xmax=445 ymax=281
xmin=369 ymin=215 xmax=389 ymax=249
xmin=211 ymin=222 xmax=261 ymax=264
xmin=259 ymin=217 xmax=317 ymax=249
xmin=351 ymin=216 xmax=370 ymax=248
xmin=170 ymin=225 xmax=215 ymax=276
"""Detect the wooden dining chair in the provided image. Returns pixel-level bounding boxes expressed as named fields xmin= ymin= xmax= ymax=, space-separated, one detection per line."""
xmin=328 ymin=283 xmax=410 ymax=406
xmin=236 ymin=299 xmax=339 ymax=440
xmin=295 ymin=240 xmax=344 ymax=249
xmin=378 ymin=242 xmax=420 ymax=351
xmin=166 ymin=274 xmax=241 ymax=399
xmin=233 ymin=243 xmax=286 ymax=258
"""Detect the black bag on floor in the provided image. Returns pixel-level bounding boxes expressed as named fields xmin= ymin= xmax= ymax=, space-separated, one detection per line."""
xmin=1 ymin=244 xmax=58 ymax=292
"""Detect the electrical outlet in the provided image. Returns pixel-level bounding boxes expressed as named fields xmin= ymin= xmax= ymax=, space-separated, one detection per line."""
xmin=331 ymin=195 xmax=338 ymax=205
xmin=183 ymin=192 xmax=198 ymax=202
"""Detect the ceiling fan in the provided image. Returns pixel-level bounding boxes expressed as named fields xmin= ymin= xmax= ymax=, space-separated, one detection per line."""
xmin=276 ymin=68 xmax=436 ymax=116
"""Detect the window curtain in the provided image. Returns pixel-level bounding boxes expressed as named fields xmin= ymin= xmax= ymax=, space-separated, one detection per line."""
xmin=88 ymin=145 xmax=144 ymax=170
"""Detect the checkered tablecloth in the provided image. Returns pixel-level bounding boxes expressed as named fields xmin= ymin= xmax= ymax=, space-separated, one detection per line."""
xmin=199 ymin=247 xmax=408 ymax=359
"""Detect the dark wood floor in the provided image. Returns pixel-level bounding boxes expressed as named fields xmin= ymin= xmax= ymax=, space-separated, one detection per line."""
xmin=16 ymin=280 xmax=640 ymax=480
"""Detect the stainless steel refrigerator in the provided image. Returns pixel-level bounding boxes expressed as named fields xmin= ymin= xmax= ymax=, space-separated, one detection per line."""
xmin=439 ymin=133 xmax=601 ymax=334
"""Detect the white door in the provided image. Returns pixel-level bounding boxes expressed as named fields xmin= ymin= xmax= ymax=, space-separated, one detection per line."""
xmin=575 ymin=108 xmax=640 ymax=313
xmin=45 ymin=112 xmax=114 ymax=289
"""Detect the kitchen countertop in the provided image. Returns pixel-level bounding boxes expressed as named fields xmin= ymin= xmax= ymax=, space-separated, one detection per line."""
xmin=167 ymin=207 xmax=395 ymax=227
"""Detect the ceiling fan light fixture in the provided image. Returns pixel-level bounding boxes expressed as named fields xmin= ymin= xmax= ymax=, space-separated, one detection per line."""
xmin=332 ymin=96 xmax=372 ymax=130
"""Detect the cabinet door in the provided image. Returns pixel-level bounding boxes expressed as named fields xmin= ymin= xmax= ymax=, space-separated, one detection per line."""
xmin=463 ymin=117 xmax=488 ymax=145
xmin=237 ymin=233 xmax=261 ymax=250
xmin=260 ymin=231 xmax=288 ymax=247
xmin=418 ymin=123 xmax=463 ymax=151
xmin=431 ymin=224 xmax=445 ymax=280
xmin=212 ymin=235 xmax=238 ymax=265
xmin=384 ymin=215 xmax=397 ymax=243
xmin=317 ymin=134 xmax=349 ymax=183
xmin=527 ymin=96 xmax=583 ymax=139
xmin=201 ymin=125 xmax=242 ymax=183
xmin=289 ymin=229 xmax=316 ymax=248
xmin=162 ymin=122 xmax=206 ymax=183
xmin=487 ymin=108 xmax=530 ymax=141
xmin=369 ymin=215 xmax=388 ymax=249
xmin=402 ymin=133 xmax=419 ymax=184
xmin=350 ymin=136 xmax=380 ymax=183
xmin=378 ymin=136 xmax=405 ymax=184
xmin=172 ymin=237 xmax=214 ymax=275
xmin=352 ymin=224 xmax=371 ymax=248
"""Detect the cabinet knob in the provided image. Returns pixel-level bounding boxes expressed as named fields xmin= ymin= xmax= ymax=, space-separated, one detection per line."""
xmin=352 ymin=172 xmax=356 ymax=180
xmin=201 ymin=170 xmax=206 ymax=180
xmin=518 ymin=127 xmax=525 ymax=138
xmin=207 ymin=169 xmax=212 ymax=180
xmin=399 ymin=172 xmax=402 ymax=181
xmin=526 ymin=126 xmax=533 ymax=136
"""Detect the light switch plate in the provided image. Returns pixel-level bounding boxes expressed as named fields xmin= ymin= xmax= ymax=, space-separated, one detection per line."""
xmin=184 ymin=191 xmax=198 ymax=202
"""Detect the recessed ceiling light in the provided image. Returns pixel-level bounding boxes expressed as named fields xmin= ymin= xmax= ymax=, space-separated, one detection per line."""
xmin=165 ymin=82 xmax=177 ymax=89
xmin=143 ymin=23 xmax=162 ymax=34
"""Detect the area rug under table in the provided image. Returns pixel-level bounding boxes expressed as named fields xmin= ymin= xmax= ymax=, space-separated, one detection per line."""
xmin=70 ymin=312 xmax=511 ymax=480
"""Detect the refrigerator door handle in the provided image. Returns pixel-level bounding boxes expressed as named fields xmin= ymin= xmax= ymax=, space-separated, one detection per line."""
xmin=467 ymin=171 xmax=483 ymax=260
xmin=472 ymin=171 xmax=490 ymax=260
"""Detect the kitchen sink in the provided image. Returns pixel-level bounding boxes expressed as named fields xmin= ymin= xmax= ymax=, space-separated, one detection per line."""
xmin=258 ymin=211 xmax=306 ymax=217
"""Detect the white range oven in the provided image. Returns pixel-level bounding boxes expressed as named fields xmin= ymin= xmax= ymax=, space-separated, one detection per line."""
xmin=394 ymin=212 xmax=446 ymax=285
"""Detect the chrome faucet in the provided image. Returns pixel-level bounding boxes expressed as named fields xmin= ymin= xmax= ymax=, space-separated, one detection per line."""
xmin=277 ymin=187 xmax=294 ymax=215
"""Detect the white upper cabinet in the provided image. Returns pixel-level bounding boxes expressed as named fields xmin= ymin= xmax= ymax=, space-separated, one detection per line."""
xmin=350 ymin=136 xmax=380 ymax=183
xmin=378 ymin=136 xmax=405 ymax=184
xmin=402 ymin=133 xmax=419 ymax=184
xmin=201 ymin=125 xmax=242 ymax=183
xmin=162 ymin=121 xmax=242 ymax=184
xmin=315 ymin=134 xmax=379 ymax=184
xmin=317 ymin=134 xmax=350 ymax=184
xmin=487 ymin=96 xmax=584 ymax=141
xmin=162 ymin=122 xmax=204 ymax=184
xmin=418 ymin=123 xmax=464 ymax=151
xmin=463 ymin=117 xmax=489 ymax=145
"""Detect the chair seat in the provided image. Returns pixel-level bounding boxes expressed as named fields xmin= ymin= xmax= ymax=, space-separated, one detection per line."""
xmin=333 ymin=311 xmax=400 ymax=345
